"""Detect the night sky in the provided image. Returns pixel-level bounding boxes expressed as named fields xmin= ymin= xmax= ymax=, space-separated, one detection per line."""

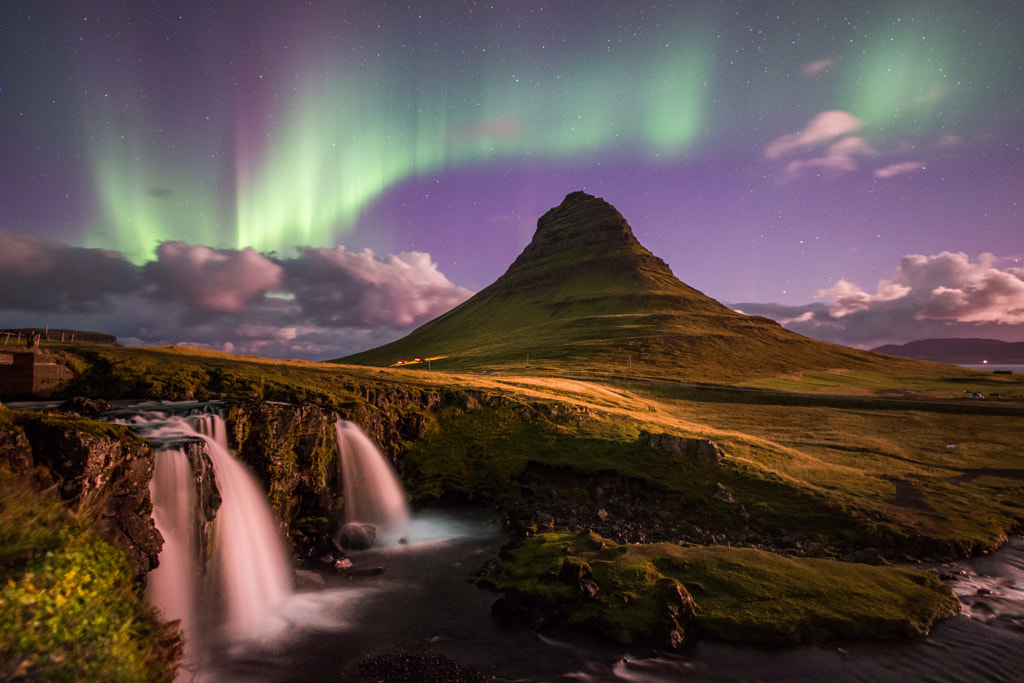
xmin=2 ymin=1 xmax=1022 ymax=360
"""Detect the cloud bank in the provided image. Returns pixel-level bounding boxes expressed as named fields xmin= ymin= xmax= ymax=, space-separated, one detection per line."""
xmin=0 ymin=230 xmax=473 ymax=360
xmin=736 ymin=252 xmax=1024 ymax=348
xmin=5 ymin=230 xmax=1021 ymax=361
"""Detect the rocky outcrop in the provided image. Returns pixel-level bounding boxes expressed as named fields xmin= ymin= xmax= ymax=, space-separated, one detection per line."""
xmin=177 ymin=439 xmax=221 ymax=567
xmin=640 ymin=431 xmax=725 ymax=466
xmin=222 ymin=400 xmax=339 ymax=559
xmin=1 ymin=411 xmax=162 ymax=578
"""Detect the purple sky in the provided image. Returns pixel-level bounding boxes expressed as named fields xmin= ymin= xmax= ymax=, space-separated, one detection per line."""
xmin=1 ymin=2 xmax=1022 ymax=360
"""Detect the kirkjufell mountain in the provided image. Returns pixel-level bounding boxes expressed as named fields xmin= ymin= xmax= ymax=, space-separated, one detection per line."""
xmin=338 ymin=191 xmax=931 ymax=382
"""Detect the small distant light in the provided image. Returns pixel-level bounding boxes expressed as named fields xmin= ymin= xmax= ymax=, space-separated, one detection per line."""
xmin=983 ymin=360 xmax=988 ymax=364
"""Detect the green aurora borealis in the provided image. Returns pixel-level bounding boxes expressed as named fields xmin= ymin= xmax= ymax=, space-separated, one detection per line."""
xmin=36 ymin=1 xmax=1011 ymax=262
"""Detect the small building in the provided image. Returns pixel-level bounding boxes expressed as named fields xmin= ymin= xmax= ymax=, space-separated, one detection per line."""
xmin=0 ymin=350 xmax=75 ymax=399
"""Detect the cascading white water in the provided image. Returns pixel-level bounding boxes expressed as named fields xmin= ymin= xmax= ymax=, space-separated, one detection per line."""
xmin=335 ymin=421 xmax=410 ymax=530
xmin=146 ymin=447 xmax=199 ymax=645
xmin=129 ymin=409 xmax=292 ymax=646
xmin=190 ymin=413 xmax=292 ymax=639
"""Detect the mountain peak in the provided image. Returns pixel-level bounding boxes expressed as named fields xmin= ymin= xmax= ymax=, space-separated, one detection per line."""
xmin=510 ymin=191 xmax=638 ymax=269
xmin=338 ymin=191 xmax=914 ymax=383
xmin=503 ymin=191 xmax=678 ymax=291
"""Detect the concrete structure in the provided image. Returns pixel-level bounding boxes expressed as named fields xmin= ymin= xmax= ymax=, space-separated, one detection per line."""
xmin=0 ymin=350 xmax=75 ymax=399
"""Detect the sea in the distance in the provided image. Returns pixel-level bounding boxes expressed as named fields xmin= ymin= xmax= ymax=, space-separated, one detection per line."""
xmin=960 ymin=363 xmax=1024 ymax=373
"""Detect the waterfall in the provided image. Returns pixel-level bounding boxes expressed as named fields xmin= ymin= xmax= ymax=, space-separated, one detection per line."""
xmin=190 ymin=413 xmax=292 ymax=638
xmin=335 ymin=421 xmax=410 ymax=529
xmin=129 ymin=409 xmax=292 ymax=646
xmin=146 ymin=447 xmax=199 ymax=646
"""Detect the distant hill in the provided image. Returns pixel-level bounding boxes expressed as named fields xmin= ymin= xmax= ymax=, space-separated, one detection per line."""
xmin=336 ymin=191 xmax=937 ymax=383
xmin=872 ymin=338 xmax=1024 ymax=363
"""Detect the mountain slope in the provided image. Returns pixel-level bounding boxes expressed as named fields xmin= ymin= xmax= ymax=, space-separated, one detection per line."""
xmin=337 ymin=191 xmax=934 ymax=383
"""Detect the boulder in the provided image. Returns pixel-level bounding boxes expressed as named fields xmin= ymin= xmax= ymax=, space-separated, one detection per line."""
xmin=338 ymin=522 xmax=377 ymax=550
xmin=640 ymin=431 xmax=725 ymax=466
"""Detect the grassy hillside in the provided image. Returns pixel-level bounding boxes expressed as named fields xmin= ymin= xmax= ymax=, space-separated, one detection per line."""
xmin=336 ymin=192 xmax=953 ymax=385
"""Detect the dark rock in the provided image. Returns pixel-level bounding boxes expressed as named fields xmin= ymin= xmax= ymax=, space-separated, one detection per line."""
xmin=654 ymin=577 xmax=698 ymax=650
xmin=713 ymin=483 xmax=736 ymax=504
xmin=294 ymin=569 xmax=326 ymax=589
xmin=534 ymin=512 xmax=555 ymax=531
xmin=338 ymin=522 xmax=377 ymax=550
xmin=349 ymin=565 xmax=386 ymax=577
xmin=5 ymin=413 xmax=163 ymax=578
xmin=59 ymin=397 xmax=114 ymax=418
xmin=223 ymin=400 xmax=339 ymax=554
xmin=640 ymin=431 xmax=725 ymax=466
xmin=398 ymin=413 xmax=427 ymax=440
xmin=179 ymin=440 xmax=221 ymax=567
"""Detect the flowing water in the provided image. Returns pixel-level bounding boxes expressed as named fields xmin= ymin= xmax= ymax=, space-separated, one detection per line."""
xmin=119 ymin=406 xmax=293 ymax=671
xmin=335 ymin=420 xmax=410 ymax=533
xmin=117 ymin=404 xmax=1024 ymax=681
xmin=205 ymin=529 xmax=1024 ymax=682
xmin=146 ymin=446 xmax=199 ymax=646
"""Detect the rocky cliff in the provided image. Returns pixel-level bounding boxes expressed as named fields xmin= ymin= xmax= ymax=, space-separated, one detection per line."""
xmin=2 ymin=411 xmax=163 ymax=578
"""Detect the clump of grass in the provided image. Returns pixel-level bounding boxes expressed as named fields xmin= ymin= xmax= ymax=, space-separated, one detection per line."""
xmin=0 ymin=468 xmax=179 ymax=682
xmin=486 ymin=531 xmax=960 ymax=647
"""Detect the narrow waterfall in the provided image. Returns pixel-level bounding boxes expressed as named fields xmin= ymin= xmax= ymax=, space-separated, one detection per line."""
xmin=129 ymin=409 xmax=292 ymax=645
xmin=335 ymin=420 xmax=410 ymax=529
xmin=146 ymin=447 xmax=199 ymax=646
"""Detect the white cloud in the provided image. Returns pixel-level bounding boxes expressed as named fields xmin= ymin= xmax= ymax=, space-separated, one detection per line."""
xmin=875 ymin=161 xmax=925 ymax=178
xmin=145 ymin=242 xmax=284 ymax=313
xmin=735 ymin=252 xmax=1024 ymax=349
xmin=819 ymin=252 xmax=1024 ymax=325
xmin=764 ymin=111 xmax=863 ymax=159
xmin=283 ymin=246 xmax=473 ymax=328
xmin=783 ymin=136 xmax=876 ymax=178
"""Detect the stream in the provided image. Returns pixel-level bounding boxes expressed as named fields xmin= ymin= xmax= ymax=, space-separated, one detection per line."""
xmin=200 ymin=516 xmax=1024 ymax=682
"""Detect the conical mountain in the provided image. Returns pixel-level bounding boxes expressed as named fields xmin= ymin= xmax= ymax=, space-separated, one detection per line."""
xmin=338 ymin=191 xmax=923 ymax=382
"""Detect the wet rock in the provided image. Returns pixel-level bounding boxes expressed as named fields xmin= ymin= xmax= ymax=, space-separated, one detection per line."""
xmin=534 ymin=512 xmax=555 ymax=531
xmin=58 ymin=397 xmax=114 ymax=418
xmin=349 ymin=565 xmax=386 ymax=577
xmin=294 ymin=569 xmax=326 ymax=589
xmin=559 ymin=556 xmax=599 ymax=599
xmin=338 ymin=522 xmax=377 ymax=550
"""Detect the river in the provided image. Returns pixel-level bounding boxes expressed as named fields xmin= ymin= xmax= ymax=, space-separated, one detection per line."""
xmin=200 ymin=515 xmax=1024 ymax=682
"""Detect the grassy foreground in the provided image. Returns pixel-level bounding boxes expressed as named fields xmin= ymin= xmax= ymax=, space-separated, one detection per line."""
xmin=0 ymin=466 xmax=178 ymax=682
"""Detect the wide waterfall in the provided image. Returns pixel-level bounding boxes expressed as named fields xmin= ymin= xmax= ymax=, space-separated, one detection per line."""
xmin=124 ymin=408 xmax=292 ymax=652
xmin=335 ymin=420 xmax=410 ymax=530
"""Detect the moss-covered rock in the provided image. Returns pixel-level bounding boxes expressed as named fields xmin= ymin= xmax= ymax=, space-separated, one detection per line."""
xmin=485 ymin=531 xmax=960 ymax=648
xmin=3 ymin=411 xmax=162 ymax=578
